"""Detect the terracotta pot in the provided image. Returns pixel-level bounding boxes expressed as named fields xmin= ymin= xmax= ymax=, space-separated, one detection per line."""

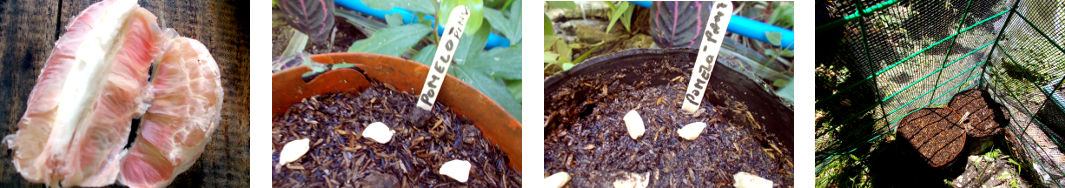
xmin=272 ymin=52 xmax=522 ymax=171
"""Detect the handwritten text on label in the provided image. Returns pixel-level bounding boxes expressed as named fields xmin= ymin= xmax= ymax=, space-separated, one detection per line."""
xmin=682 ymin=2 xmax=733 ymax=113
xmin=418 ymin=6 xmax=470 ymax=110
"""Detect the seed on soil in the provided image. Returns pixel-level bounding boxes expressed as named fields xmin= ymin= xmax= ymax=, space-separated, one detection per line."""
xmin=544 ymin=172 xmax=572 ymax=188
xmin=678 ymin=122 xmax=707 ymax=140
xmin=733 ymin=171 xmax=773 ymax=188
xmin=612 ymin=171 xmax=651 ymax=188
xmin=277 ymin=138 xmax=310 ymax=169
xmin=439 ymin=159 xmax=472 ymax=182
xmin=624 ymin=109 xmax=646 ymax=140
xmin=362 ymin=122 xmax=394 ymax=144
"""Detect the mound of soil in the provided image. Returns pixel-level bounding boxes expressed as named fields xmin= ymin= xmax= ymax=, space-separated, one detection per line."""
xmin=948 ymin=89 xmax=1009 ymax=137
xmin=897 ymin=108 xmax=965 ymax=167
xmin=544 ymin=59 xmax=792 ymax=187
xmin=272 ymin=81 xmax=520 ymax=187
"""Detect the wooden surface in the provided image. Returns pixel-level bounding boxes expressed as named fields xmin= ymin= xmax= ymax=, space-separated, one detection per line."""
xmin=0 ymin=0 xmax=250 ymax=187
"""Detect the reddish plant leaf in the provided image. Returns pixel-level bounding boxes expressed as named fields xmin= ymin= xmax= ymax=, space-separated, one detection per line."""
xmin=280 ymin=0 xmax=336 ymax=42
xmin=649 ymin=1 xmax=714 ymax=48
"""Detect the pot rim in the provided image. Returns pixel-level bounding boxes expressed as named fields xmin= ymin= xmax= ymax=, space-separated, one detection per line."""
xmin=272 ymin=52 xmax=523 ymax=172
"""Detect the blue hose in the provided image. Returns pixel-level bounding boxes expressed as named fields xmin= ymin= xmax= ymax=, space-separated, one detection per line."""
xmin=335 ymin=0 xmax=511 ymax=50
xmin=629 ymin=1 xmax=794 ymax=49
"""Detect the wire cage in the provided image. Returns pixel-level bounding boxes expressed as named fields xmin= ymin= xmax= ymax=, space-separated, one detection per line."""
xmin=816 ymin=0 xmax=1065 ymax=186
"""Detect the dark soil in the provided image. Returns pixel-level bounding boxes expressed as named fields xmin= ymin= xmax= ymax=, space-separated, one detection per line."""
xmin=897 ymin=108 xmax=965 ymax=167
xmin=544 ymin=60 xmax=793 ymax=187
xmin=948 ymin=89 xmax=1008 ymax=137
xmin=272 ymin=80 xmax=521 ymax=187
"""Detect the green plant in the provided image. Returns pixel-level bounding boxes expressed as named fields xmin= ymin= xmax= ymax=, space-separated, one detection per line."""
xmin=606 ymin=1 xmax=635 ymax=33
xmin=342 ymin=0 xmax=523 ymax=121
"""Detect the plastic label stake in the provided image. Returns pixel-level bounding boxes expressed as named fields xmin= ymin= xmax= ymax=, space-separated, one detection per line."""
xmin=683 ymin=1 xmax=733 ymax=114
xmin=417 ymin=6 xmax=470 ymax=110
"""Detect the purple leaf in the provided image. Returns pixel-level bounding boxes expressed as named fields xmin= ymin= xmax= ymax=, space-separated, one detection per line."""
xmin=649 ymin=1 xmax=714 ymax=48
xmin=280 ymin=0 xmax=336 ymax=42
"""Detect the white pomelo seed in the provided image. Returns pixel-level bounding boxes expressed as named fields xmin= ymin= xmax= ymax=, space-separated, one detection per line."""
xmin=544 ymin=172 xmax=572 ymax=188
xmin=278 ymin=139 xmax=310 ymax=168
xmin=623 ymin=110 xmax=645 ymax=140
xmin=439 ymin=160 xmax=472 ymax=182
xmin=363 ymin=122 xmax=395 ymax=144
xmin=733 ymin=172 xmax=774 ymax=188
xmin=678 ymin=122 xmax=707 ymax=140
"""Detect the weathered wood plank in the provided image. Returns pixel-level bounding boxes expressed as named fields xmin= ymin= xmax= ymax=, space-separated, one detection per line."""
xmin=0 ymin=0 xmax=60 ymax=187
xmin=4 ymin=0 xmax=249 ymax=187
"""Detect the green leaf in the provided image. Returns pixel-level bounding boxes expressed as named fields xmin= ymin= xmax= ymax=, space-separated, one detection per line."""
xmin=775 ymin=80 xmax=792 ymax=101
xmin=780 ymin=49 xmax=794 ymax=57
xmin=544 ymin=52 xmax=565 ymax=64
xmin=997 ymin=173 xmax=1011 ymax=179
xmin=413 ymin=24 xmax=522 ymax=121
xmin=413 ymin=45 xmax=437 ymax=65
xmin=561 ymin=63 xmax=575 ymax=70
xmin=620 ymin=2 xmax=635 ymax=32
xmin=335 ymin=9 xmax=387 ymax=36
xmin=546 ymin=1 xmax=577 ymax=10
xmin=301 ymin=56 xmax=326 ymax=77
xmin=386 ymin=13 xmax=405 ymax=27
xmin=606 ymin=2 xmax=629 ymax=33
xmin=332 ymin=63 xmax=357 ymax=69
xmin=508 ymin=0 xmax=522 ymax=44
xmin=348 ymin=24 xmax=433 ymax=57
xmin=452 ymin=23 xmax=491 ymax=66
xmin=572 ymin=44 xmax=600 ymax=64
xmin=440 ymin=0 xmax=485 ymax=36
xmin=555 ymin=39 xmax=571 ymax=62
xmin=544 ymin=15 xmax=555 ymax=35
xmin=507 ymin=80 xmax=522 ymax=104
xmin=768 ymin=2 xmax=794 ymax=28
xmin=282 ymin=28 xmax=309 ymax=57
xmin=364 ymin=0 xmax=436 ymax=14
xmin=545 ymin=35 xmax=560 ymax=51
xmin=482 ymin=0 xmax=521 ymax=45
xmin=468 ymin=46 xmax=522 ymax=80
xmin=766 ymin=31 xmax=783 ymax=46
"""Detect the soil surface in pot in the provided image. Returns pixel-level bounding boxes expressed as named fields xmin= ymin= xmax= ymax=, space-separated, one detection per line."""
xmin=948 ymin=89 xmax=1008 ymax=137
xmin=544 ymin=62 xmax=793 ymax=187
xmin=897 ymin=108 xmax=965 ymax=167
xmin=272 ymin=81 xmax=521 ymax=187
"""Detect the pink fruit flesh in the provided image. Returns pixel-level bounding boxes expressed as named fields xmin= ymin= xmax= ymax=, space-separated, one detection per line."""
xmin=5 ymin=0 xmax=164 ymax=187
xmin=60 ymin=7 xmax=164 ymax=187
xmin=4 ymin=0 xmax=115 ymax=184
xmin=119 ymin=37 xmax=223 ymax=188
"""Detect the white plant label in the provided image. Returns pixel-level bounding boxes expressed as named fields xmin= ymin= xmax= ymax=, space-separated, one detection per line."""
xmin=682 ymin=1 xmax=733 ymax=114
xmin=417 ymin=6 xmax=470 ymax=110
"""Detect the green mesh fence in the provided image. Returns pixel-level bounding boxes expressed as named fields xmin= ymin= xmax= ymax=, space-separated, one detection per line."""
xmin=817 ymin=0 xmax=1065 ymax=186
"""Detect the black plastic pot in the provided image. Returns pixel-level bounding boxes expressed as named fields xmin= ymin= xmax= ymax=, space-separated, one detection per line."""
xmin=544 ymin=48 xmax=794 ymax=151
xmin=1037 ymin=76 xmax=1065 ymax=141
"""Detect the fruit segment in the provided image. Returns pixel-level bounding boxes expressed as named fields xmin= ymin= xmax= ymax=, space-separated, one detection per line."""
xmin=119 ymin=37 xmax=223 ymax=188
xmin=4 ymin=0 xmax=162 ymax=186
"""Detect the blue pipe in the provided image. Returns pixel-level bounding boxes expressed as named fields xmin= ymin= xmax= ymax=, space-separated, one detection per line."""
xmin=335 ymin=0 xmax=511 ymax=50
xmin=629 ymin=1 xmax=794 ymax=49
